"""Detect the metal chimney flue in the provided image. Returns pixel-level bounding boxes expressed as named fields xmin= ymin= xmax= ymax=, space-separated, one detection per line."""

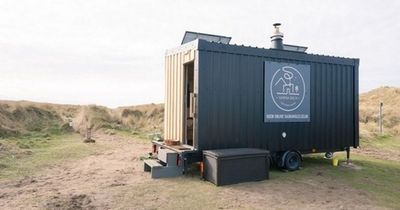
xmin=270 ymin=23 xmax=284 ymax=50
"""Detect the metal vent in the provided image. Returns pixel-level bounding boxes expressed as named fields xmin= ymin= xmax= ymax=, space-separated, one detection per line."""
xmin=182 ymin=31 xmax=231 ymax=45
xmin=283 ymin=44 xmax=308 ymax=53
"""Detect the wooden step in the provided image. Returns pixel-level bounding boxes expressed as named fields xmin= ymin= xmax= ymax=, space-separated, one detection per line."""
xmin=144 ymin=159 xmax=162 ymax=172
xmin=157 ymin=148 xmax=178 ymax=166
xmin=143 ymin=159 xmax=183 ymax=178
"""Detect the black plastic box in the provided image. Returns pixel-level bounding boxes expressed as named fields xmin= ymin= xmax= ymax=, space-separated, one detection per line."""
xmin=203 ymin=148 xmax=270 ymax=186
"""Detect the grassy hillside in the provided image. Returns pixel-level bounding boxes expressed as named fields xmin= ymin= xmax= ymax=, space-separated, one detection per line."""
xmin=0 ymin=101 xmax=163 ymax=138
xmin=0 ymin=101 xmax=164 ymax=179
xmin=0 ymin=86 xmax=398 ymax=140
xmin=0 ymin=90 xmax=399 ymax=209
xmin=0 ymin=100 xmax=79 ymax=137
xmin=360 ymin=86 xmax=400 ymax=139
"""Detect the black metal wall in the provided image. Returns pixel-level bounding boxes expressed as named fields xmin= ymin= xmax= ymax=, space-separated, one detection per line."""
xmin=196 ymin=40 xmax=359 ymax=153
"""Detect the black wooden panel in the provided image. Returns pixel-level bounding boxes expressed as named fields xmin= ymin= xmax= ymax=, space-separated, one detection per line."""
xmin=196 ymin=41 xmax=359 ymax=153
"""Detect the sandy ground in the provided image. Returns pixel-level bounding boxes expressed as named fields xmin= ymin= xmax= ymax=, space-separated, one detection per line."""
xmin=354 ymin=146 xmax=400 ymax=162
xmin=0 ymin=134 xmax=387 ymax=210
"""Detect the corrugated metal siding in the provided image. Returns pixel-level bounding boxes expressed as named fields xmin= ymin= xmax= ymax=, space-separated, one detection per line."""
xmin=197 ymin=42 xmax=358 ymax=152
xmin=164 ymin=49 xmax=195 ymax=142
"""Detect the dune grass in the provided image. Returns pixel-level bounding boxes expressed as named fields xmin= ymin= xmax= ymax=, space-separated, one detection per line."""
xmin=271 ymin=134 xmax=400 ymax=209
xmin=362 ymin=135 xmax=400 ymax=151
xmin=109 ymin=148 xmax=400 ymax=209
xmin=0 ymin=132 xmax=105 ymax=180
xmin=1 ymin=124 xmax=399 ymax=208
xmin=112 ymin=128 xmax=159 ymax=143
xmin=295 ymin=154 xmax=400 ymax=209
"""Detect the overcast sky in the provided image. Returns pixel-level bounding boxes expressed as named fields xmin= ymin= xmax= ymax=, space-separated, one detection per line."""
xmin=0 ymin=0 xmax=399 ymax=107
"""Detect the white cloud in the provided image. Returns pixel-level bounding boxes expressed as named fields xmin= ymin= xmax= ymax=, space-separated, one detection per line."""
xmin=0 ymin=0 xmax=399 ymax=107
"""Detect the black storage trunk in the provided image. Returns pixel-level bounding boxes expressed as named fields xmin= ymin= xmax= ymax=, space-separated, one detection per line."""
xmin=203 ymin=148 xmax=270 ymax=186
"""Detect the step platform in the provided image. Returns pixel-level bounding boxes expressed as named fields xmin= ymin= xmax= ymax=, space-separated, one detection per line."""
xmin=143 ymin=148 xmax=183 ymax=178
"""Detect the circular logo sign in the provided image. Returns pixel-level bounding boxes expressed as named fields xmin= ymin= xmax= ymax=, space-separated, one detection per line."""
xmin=270 ymin=66 xmax=306 ymax=112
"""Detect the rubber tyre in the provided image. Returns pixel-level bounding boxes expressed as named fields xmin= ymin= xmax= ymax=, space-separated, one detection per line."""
xmin=325 ymin=152 xmax=334 ymax=159
xmin=284 ymin=151 xmax=301 ymax=171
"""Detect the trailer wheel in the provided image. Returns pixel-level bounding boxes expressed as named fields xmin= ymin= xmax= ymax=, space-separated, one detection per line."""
xmin=284 ymin=151 xmax=301 ymax=171
xmin=325 ymin=152 xmax=333 ymax=159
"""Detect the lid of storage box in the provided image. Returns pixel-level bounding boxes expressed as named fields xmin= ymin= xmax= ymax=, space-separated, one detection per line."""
xmin=203 ymin=148 xmax=269 ymax=158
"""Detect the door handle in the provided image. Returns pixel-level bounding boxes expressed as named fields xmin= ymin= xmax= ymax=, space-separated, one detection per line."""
xmin=190 ymin=93 xmax=196 ymax=118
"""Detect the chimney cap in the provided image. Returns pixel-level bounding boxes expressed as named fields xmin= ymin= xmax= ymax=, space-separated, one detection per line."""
xmin=270 ymin=23 xmax=284 ymax=50
xmin=271 ymin=23 xmax=284 ymax=39
xmin=273 ymin=23 xmax=281 ymax=27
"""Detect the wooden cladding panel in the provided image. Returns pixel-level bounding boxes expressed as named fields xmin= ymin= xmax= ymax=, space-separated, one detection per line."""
xmin=164 ymin=50 xmax=194 ymax=142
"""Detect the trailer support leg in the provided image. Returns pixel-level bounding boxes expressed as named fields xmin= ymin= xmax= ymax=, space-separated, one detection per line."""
xmin=346 ymin=147 xmax=351 ymax=164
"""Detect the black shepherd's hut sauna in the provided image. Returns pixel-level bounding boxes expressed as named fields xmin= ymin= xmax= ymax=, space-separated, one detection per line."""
xmin=144 ymin=24 xmax=359 ymax=179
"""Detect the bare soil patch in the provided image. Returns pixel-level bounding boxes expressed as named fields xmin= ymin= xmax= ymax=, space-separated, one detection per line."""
xmin=0 ymin=133 xmax=389 ymax=209
xmin=45 ymin=194 xmax=94 ymax=210
xmin=354 ymin=145 xmax=400 ymax=162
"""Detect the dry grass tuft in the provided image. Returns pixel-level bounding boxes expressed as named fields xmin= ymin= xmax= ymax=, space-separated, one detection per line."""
xmin=0 ymin=100 xmax=163 ymax=137
xmin=1 ymin=86 xmax=398 ymax=140
xmin=359 ymin=86 xmax=400 ymax=138
xmin=115 ymin=103 xmax=164 ymax=132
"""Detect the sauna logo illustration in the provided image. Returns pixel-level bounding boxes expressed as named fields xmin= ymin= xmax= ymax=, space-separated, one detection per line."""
xmin=264 ymin=61 xmax=310 ymax=122
xmin=270 ymin=66 xmax=305 ymax=112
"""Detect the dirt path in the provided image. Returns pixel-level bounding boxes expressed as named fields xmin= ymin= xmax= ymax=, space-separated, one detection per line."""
xmin=0 ymin=134 xmax=387 ymax=210
xmin=0 ymin=133 xmax=149 ymax=209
